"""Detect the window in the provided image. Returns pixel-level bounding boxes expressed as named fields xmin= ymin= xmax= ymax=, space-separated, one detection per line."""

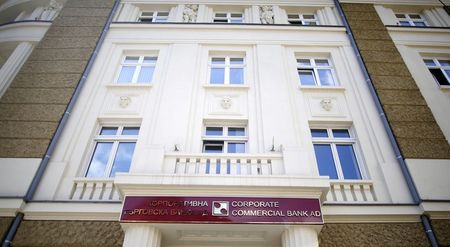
xmin=209 ymin=56 xmax=245 ymax=85
xmin=85 ymin=126 xmax=140 ymax=177
xmin=297 ymin=58 xmax=336 ymax=86
xmin=117 ymin=56 xmax=157 ymax=84
xmin=287 ymin=13 xmax=318 ymax=25
xmin=202 ymin=126 xmax=247 ymax=153
xmin=423 ymin=58 xmax=450 ymax=86
xmin=395 ymin=13 xmax=427 ymax=26
xmin=138 ymin=11 xmax=169 ymax=22
xmin=213 ymin=13 xmax=244 ymax=23
xmin=311 ymin=128 xmax=362 ymax=180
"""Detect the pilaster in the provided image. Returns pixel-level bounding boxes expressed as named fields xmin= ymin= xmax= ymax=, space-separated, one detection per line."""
xmin=121 ymin=224 xmax=161 ymax=247
xmin=282 ymin=226 xmax=320 ymax=247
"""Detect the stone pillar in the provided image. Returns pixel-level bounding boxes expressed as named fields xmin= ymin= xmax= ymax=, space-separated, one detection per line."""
xmin=122 ymin=224 xmax=161 ymax=247
xmin=282 ymin=226 xmax=319 ymax=247
xmin=0 ymin=42 xmax=33 ymax=97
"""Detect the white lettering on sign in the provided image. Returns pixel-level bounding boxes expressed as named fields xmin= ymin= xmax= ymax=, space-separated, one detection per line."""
xmin=231 ymin=201 xmax=279 ymax=208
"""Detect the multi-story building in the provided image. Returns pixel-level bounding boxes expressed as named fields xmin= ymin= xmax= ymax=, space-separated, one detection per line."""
xmin=0 ymin=0 xmax=449 ymax=246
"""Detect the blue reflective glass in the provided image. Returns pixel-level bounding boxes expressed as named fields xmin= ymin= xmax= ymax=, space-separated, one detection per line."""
xmin=318 ymin=69 xmax=335 ymax=86
xmin=313 ymin=144 xmax=338 ymax=179
xmin=117 ymin=66 xmax=136 ymax=83
xmin=399 ymin=21 xmax=411 ymax=26
xmin=311 ymin=129 xmax=328 ymax=138
xmin=210 ymin=68 xmax=225 ymax=84
xmin=109 ymin=142 xmax=136 ymax=177
xmin=206 ymin=127 xmax=223 ymax=136
xmin=86 ymin=142 xmax=113 ymax=177
xmin=122 ymin=127 xmax=140 ymax=135
xmin=100 ymin=127 xmax=118 ymax=135
xmin=413 ymin=21 xmax=426 ymax=26
xmin=332 ymin=129 xmax=350 ymax=138
xmin=337 ymin=144 xmax=361 ymax=179
xmin=299 ymin=70 xmax=315 ymax=85
xmin=228 ymin=143 xmax=245 ymax=153
xmin=137 ymin=66 xmax=154 ymax=83
xmin=215 ymin=159 xmax=221 ymax=174
xmin=228 ymin=128 xmax=245 ymax=136
xmin=230 ymin=68 xmax=244 ymax=84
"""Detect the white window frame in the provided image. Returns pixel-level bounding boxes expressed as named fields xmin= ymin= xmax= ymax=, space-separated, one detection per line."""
xmin=423 ymin=57 xmax=450 ymax=86
xmin=202 ymin=126 xmax=247 ymax=153
xmin=208 ymin=55 xmax=246 ymax=85
xmin=138 ymin=11 xmax=169 ymax=22
xmin=85 ymin=126 xmax=139 ymax=177
xmin=287 ymin=13 xmax=319 ymax=25
xmin=297 ymin=58 xmax=338 ymax=86
xmin=311 ymin=128 xmax=364 ymax=180
xmin=395 ymin=13 xmax=427 ymax=26
xmin=116 ymin=55 xmax=157 ymax=84
xmin=213 ymin=12 xmax=244 ymax=23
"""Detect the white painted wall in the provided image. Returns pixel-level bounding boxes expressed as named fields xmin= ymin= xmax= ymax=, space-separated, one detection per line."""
xmin=0 ymin=158 xmax=40 ymax=197
xmin=406 ymin=159 xmax=450 ymax=200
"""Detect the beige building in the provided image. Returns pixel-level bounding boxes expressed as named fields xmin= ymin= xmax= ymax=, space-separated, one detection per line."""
xmin=0 ymin=0 xmax=449 ymax=246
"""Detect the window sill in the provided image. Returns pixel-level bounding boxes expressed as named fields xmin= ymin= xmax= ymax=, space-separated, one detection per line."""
xmin=439 ymin=85 xmax=450 ymax=93
xmin=106 ymin=83 xmax=153 ymax=89
xmin=298 ymin=85 xmax=345 ymax=92
xmin=203 ymin=84 xmax=250 ymax=90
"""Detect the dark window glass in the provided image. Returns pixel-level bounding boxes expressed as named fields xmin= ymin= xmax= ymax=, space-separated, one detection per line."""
xmin=109 ymin=142 xmax=136 ymax=177
xmin=311 ymin=129 xmax=328 ymax=138
xmin=228 ymin=143 xmax=245 ymax=153
xmin=100 ymin=127 xmax=118 ymax=135
xmin=203 ymin=141 xmax=224 ymax=153
xmin=206 ymin=127 xmax=223 ymax=136
xmin=336 ymin=144 xmax=361 ymax=179
xmin=228 ymin=127 xmax=245 ymax=136
xmin=332 ymin=129 xmax=350 ymax=138
xmin=298 ymin=70 xmax=316 ymax=85
xmin=122 ymin=127 xmax=140 ymax=135
xmin=429 ymin=68 xmax=450 ymax=86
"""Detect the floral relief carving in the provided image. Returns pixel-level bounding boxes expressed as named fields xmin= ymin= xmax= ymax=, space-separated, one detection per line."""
xmin=183 ymin=4 xmax=198 ymax=23
xmin=259 ymin=5 xmax=274 ymax=24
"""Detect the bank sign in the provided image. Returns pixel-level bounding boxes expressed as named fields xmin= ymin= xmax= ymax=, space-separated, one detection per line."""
xmin=120 ymin=196 xmax=323 ymax=224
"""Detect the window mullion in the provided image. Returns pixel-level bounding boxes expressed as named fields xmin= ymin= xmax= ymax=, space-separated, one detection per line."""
xmin=104 ymin=141 xmax=119 ymax=177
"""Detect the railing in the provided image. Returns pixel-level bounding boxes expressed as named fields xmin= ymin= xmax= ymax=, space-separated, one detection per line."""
xmin=326 ymin=180 xmax=377 ymax=203
xmin=171 ymin=153 xmax=284 ymax=176
xmin=70 ymin=178 xmax=121 ymax=201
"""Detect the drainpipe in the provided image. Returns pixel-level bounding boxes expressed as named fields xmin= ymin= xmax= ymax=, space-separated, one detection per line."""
xmin=1 ymin=0 xmax=121 ymax=246
xmin=332 ymin=1 xmax=438 ymax=246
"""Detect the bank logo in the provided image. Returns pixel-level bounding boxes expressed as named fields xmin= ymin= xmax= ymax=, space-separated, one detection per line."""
xmin=212 ymin=201 xmax=229 ymax=216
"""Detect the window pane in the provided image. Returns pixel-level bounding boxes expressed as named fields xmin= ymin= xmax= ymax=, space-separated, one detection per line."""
xmin=86 ymin=142 xmax=113 ymax=177
xmin=143 ymin=57 xmax=157 ymax=63
xmin=332 ymin=129 xmax=350 ymax=138
xmin=141 ymin=12 xmax=153 ymax=16
xmin=303 ymin=14 xmax=315 ymax=19
xmin=215 ymin=13 xmax=227 ymax=18
xmin=231 ymin=13 xmax=242 ymax=17
xmin=204 ymin=141 xmax=224 ymax=153
xmin=228 ymin=143 xmax=245 ymax=153
xmin=117 ymin=66 xmax=136 ymax=83
xmin=445 ymin=70 xmax=450 ymax=81
xmin=100 ymin=127 xmax=118 ymax=135
xmin=228 ymin=127 xmax=245 ymax=136
xmin=214 ymin=19 xmax=228 ymax=23
xmin=206 ymin=127 xmax=223 ymax=136
xmin=311 ymin=129 xmax=328 ymax=138
xmin=230 ymin=58 xmax=244 ymax=65
xmin=122 ymin=127 xmax=140 ymax=135
xmin=313 ymin=144 xmax=338 ymax=179
xmin=288 ymin=14 xmax=298 ymax=19
xmin=230 ymin=68 xmax=244 ymax=84
xmin=137 ymin=66 xmax=154 ymax=83
xmin=155 ymin=17 xmax=168 ymax=22
xmin=438 ymin=60 xmax=450 ymax=66
xmin=124 ymin=57 xmax=139 ymax=63
xmin=305 ymin=21 xmax=317 ymax=25
xmin=230 ymin=19 xmax=243 ymax=23
xmin=423 ymin=59 xmax=436 ymax=66
xmin=297 ymin=59 xmax=311 ymax=66
xmin=315 ymin=59 xmax=330 ymax=66
xmin=212 ymin=58 xmax=225 ymax=64
xmin=298 ymin=70 xmax=316 ymax=85
xmin=413 ymin=21 xmax=426 ymax=26
xmin=336 ymin=144 xmax=361 ymax=179
xmin=430 ymin=68 xmax=450 ymax=86
xmin=395 ymin=14 xmax=406 ymax=18
xmin=158 ymin=12 xmax=169 ymax=16
xmin=109 ymin=142 xmax=136 ymax=177
xmin=210 ymin=68 xmax=225 ymax=84
xmin=318 ymin=69 xmax=335 ymax=86
xmin=409 ymin=14 xmax=421 ymax=19
xmin=399 ymin=21 xmax=410 ymax=26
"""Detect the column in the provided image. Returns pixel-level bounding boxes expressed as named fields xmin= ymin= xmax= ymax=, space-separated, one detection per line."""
xmin=122 ymin=224 xmax=161 ymax=247
xmin=0 ymin=42 xmax=33 ymax=97
xmin=282 ymin=226 xmax=320 ymax=247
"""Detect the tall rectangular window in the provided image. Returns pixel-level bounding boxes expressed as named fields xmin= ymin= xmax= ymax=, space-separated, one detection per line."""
xmin=202 ymin=126 xmax=247 ymax=153
xmin=311 ymin=128 xmax=362 ymax=180
xmin=117 ymin=56 xmax=157 ymax=84
xmin=423 ymin=58 xmax=450 ymax=86
xmin=213 ymin=12 xmax=244 ymax=23
xmin=209 ymin=56 xmax=245 ymax=85
xmin=287 ymin=13 xmax=318 ymax=25
xmin=297 ymin=58 xmax=336 ymax=86
xmin=138 ymin=11 xmax=169 ymax=22
xmin=85 ymin=126 xmax=139 ymax=177
xmin=395 ymin=13 xmax=427 ymax=26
